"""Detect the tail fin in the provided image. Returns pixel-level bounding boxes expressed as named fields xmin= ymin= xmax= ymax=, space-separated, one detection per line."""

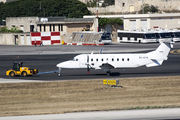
xmin=146 ymin=42 xmax=173 ymax=67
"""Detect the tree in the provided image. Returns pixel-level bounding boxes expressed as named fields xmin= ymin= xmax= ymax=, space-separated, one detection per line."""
xmin=102 ymin=0 xmax=115 ymax=7
xmin=0 ymin=0 xmax=91 ymax=22
xmin=139 ymin=4 xmax=158 ymax=14
xmin=87 ymin=0 xmax=96 ymax=7
xmin=99 ymin=18 xmax=123 ymax=28
xmin=0 ymin=26 xmax=23 ymax=33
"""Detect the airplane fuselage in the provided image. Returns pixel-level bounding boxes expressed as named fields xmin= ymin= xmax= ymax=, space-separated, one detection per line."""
xmin=58 ymin=53 xmax=157 ymax=69
xmin=56 ymin=42 xmax=172 ymax=76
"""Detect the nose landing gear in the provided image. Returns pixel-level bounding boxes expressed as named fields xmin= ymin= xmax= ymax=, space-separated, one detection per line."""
xmin=58 ymin=67 xmax=61 ymax=77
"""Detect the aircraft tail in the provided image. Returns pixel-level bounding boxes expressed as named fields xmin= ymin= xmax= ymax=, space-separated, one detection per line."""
xmin=146 ymin=42 xmax=173 ymax=67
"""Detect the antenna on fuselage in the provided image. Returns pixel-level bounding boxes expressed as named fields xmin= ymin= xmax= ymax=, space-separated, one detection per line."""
xmin=99 ymin=48 xmax=103 ymax=54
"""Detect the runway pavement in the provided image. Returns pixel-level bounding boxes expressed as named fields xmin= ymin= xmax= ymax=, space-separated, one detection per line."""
xmin=0 ymin=43 xmax=159 ymax=55
xmin=0 ymin=53 xmax=180 ymax=81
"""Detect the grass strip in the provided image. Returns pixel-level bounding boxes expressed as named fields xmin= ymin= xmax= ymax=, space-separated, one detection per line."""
xmin=0 ymin=76 xmax=180 ymax=116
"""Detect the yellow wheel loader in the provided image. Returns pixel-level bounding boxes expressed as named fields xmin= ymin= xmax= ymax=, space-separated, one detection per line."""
xmin=6 ymin=62 xmax=38 ymax=77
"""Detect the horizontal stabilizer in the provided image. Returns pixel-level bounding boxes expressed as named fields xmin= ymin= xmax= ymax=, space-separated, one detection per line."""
xmin=146 ymin=60 xmax=163 ymax=67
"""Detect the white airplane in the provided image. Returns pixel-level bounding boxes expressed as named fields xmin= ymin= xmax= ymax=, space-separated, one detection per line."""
xmin=56 ymin=42 xmax=173 ymax=76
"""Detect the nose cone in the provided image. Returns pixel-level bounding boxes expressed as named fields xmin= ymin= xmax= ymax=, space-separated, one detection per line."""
xmin=56 ymin=63 xmax=61 ymax=68
xmin=56 ymin=61 xmax=71 ymax=68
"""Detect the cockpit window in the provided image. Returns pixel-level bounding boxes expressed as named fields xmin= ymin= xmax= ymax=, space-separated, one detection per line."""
xmin=72 ymin=58 xmax=78 ymax=61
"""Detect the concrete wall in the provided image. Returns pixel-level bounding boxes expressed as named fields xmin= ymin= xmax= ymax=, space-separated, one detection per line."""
xmin=78 ymin=0 xmax=91 ymax=3
xmin=123 ymin=14 xmax=180 ymax=30
xmin=88 ymin=0 xmax=180 ymax=13
xmin=115 ymin=0 xmax=180 ymax=13
xmin=0 ymin=33 xmax=15 ymax=45
xmin=150 ymin=17 xmax=180 ymax=29
xmin=0 ymin=33 xmax=31 ymax=45
xmin=6 ymin=17 xmax=39 ymax=32
xmin=88 ymin=5 xmax=116 ymax=13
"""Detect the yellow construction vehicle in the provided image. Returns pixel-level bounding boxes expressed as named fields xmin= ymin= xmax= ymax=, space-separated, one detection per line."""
xmin=6 ymin=62 xmax=38 ymax=77
xmin=82 ymin=28 xmax=90 ymax=31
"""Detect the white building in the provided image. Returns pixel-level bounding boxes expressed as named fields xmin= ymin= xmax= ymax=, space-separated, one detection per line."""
xmin=84 ymin=13 xmax=180 ymax=31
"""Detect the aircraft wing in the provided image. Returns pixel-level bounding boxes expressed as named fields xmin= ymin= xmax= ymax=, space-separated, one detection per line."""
xmin=99 ymin=63 xmax=115 ymax=69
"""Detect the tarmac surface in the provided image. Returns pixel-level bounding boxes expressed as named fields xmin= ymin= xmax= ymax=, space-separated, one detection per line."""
xmin=0 ymin=53 xmax=180 ymax=82
xmin=0 ymin=43 xmax=159 ymax=55
xmin=0 ymin=42 xmax=180 ymax=82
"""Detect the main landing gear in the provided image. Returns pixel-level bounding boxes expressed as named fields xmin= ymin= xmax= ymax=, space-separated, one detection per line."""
xmin=58 ymin=67 xmax=61 ymax=77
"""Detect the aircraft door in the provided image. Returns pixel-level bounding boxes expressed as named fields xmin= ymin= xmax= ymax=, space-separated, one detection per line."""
xmin=79 ymin=55 xmax=87 ymax=68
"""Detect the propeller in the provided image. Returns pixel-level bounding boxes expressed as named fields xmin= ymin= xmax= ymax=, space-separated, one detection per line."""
xmin=87 ymin=55 xmax=90 ymax=73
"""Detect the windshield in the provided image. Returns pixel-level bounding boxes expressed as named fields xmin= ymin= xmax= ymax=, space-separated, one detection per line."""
xmin=144 ymin=33 xmax=156 ymax=39
xmin=171 ymin=32 xmax=180 ymax=37
xmin=100 ymin=33 xmax=111 ymax=40
xmin=159 ymin=33 xmax=171 ymax=38
xmin=72 ymin=58 xmax=78 ymax=61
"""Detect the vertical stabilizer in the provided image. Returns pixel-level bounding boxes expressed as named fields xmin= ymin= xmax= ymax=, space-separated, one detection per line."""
xmin=146 ymin=42 xmax=173 ymax=67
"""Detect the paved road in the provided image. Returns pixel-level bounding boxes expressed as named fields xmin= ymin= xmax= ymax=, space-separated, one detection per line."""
xmin=1 ymin=108 xmax=180 ymax=120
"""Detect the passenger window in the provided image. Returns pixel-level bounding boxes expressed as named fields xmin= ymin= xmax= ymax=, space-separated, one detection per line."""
xmin=112 ymin=58 xmax=114 ymax=61
xmin=122 ymin=58 xmax=124 ymax=61
xmin=96 ymin=58 xmax=98 ymax=62
xmin=76 ymin=59 xmax=78 ymax=61
xmin=127 ymin=58 xmax=129 ymax=61
xmin=91 ymin=59 xmax=93 ymax=62
xmin=102 ymin=59 xmax=103 ymax=61
xmin=117 ymin=58 xmax=119 ymax=61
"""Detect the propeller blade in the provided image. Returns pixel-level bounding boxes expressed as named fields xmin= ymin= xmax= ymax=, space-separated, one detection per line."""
xmin=87 ymin=55 xmax=90 ymax=73
xmin=87 ymin=64 xmax=90 ymax=73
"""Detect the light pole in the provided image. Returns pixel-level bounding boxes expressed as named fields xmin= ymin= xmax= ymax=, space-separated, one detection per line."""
xmin=96 ymin=0 xmax=99 ymax=32
xmin=142 ymin=0 xmax=144 ymax=14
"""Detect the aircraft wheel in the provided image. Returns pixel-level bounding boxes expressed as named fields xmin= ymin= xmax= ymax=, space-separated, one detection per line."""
xmin=10 ymin=72 xmax=15 ymax=77
xmin=22 ymin=71 xmax=27 ymax=77
xmin=58 ymin=73 xmax=61 ymax=77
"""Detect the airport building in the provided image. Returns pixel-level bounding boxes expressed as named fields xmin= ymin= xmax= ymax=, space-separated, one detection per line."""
xmin=84 ymin=13 xmax=180 ymax=30
xmin=2 ymin=13 xmax=180 ymax=45
xmin=1 ymin=17 xmax=97 ymax=45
